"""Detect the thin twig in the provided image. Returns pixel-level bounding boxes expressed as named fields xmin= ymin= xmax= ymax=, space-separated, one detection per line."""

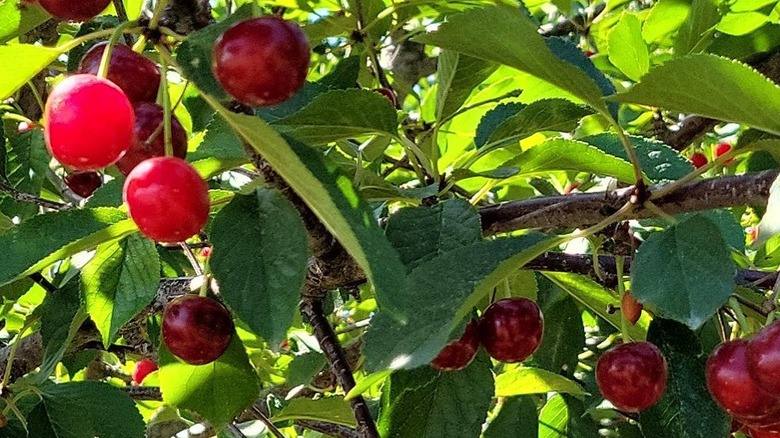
xmin=297 ymin=420 xmax=361 ymax=438
xmin=249 ymin=406 xmax=285 ymax=438
xmin=0 ymin=179 xmax=69 ymax=211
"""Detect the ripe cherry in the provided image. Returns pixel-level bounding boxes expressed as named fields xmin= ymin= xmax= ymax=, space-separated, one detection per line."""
xmin=373 ymin=88 xmax=397 ymax=107
xmin=78 ymin=42 xmax=161 ymax=104
xmin=212 ymin=17 xmax=310 ymax=106
xmin=63 ymin=171 xmax=102 ymax=198
xmin=431 ymin=320 xmax=480 ymax=371
xmin=621 ymin=291 xmax=643 ymax=325
xmin=131 ymin=358 xmax=158 ymax=385
xmin=162 ymin=295 xmax=234 ymax=365
xmin=39 ymin=0 xmax=109 ymax=21
xmin=596 ymin=341 xmax=667 ymax=412
xmin=479 ymin=297 xmax=543 ymax=363
xmin=123 ymin=157 xmax=209 ymax=243
xmin=115 ymin=103 xmax=188 ymax=175
xmin=200 ymin=247 xmax=212 ymax=258
xmin=716 ymin=142 xmax=735 ymax=164
xmin=747 ymin=321 xmax=780 ymax=395
xmin=44 ymin=74 xmax=134 ymax=171
xmin=690 ymin=152 xmax=708 ymax=169
xmin=706 ymin=340 xmax=780 ymax=421
xmin=749 ymin=428 xmax=780 ymax=438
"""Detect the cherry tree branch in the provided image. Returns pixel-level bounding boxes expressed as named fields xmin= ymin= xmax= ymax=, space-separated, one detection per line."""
xmin=0 ymin=179 xmax=70 ymax=211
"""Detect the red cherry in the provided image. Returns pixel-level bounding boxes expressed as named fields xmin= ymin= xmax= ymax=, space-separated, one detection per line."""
xmin=44 ymin=74 xmax=134 ymax=171
xmin=63 ymin=171 xmax=102 ymax=198
xmin=479 ymin=297 xmax=543 ymax=363
xmin=690 ymin=152 xmax=708 ymax=169
xmin=39 ymin=0 xmax=109 ymax=21
xmin=373 ymin=88 xmax=397 ymax=107
xmin=747 ymin=321 xmax=780 ymax=395
xmin=115 ymin=103 xmax=188 ymax=175
xmin=749 ymin=427 xmax=780 ymax=438
xmin=621 ymin=291 xmax=643 ymax=325
xmin=78 ymin=42 xmax=161 ymax=104
xmin=200 ymin=247 xmax=212 ymax=258
xmin=584 ymin=50 xmax=596 ymax=58
xmin=431 ymin=320 xmax=480 ymax=371
xmin=212 ymin=17 xmax=310 ymax=106
xmin=706 ymin=340 xmax=780 ymax=420
xmin=123 ymin=157 xmax=209 ymax=243
xmin=162 ymin=295 xmax=234 ymax=365
xmin=131 ymin=358 xmax=158 ymax=385
xmin=563 ymin=182 xmax=580 ymax=195
xmin=716 ymin=142 xmax=735 ymax=164
xmin=595 ymin=341 xmax=667 ymax=412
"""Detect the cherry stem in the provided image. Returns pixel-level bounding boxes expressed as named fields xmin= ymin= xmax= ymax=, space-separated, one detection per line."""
xmin=155 ymin=44 xmax=174 ymax=157
xmin=97 ymin=20 xmax=139 ymax=79
xmin=198 ymin=257 xmax=211 ymax=298
xmin=148 ymin=0 xmax=172 ymax=30
xmin=615 ymin=256 xmax=630 ymax=343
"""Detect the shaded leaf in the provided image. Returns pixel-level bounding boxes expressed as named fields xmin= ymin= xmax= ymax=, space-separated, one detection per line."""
xmin=483 ymin=396 xmax=538 ymax=438
xmin=436 ymin=50 xmax=498 ymax=121
xmin=583 ymin=133 xmax=693 ymax=182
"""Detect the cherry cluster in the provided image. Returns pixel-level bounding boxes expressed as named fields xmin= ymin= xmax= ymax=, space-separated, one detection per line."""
xmin=707 ymin=322 xmax=780 ymax=437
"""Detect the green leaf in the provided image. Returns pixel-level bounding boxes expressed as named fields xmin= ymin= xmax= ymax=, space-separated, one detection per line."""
xmin=611 ymin=54 xmax=780 ymax=137
xmin=317 ymin=56 xmax=361 ymax=90
xmin=538 ymin=394 xmax=568 ymax=438
xmin=271 ymin=397 xmax=356 ymax=427
xmin=642 ymin=0 xmax=691 ymax=44
xmin=475 ymin=103 xmax=526 ymax=149
xmin=378 ymin=352 xmax=494 ymax=438
xmin=204 ymin=97 xmax=410 ymax=320
xmin=209 ymin=189 xmax=308 ymax=345
xmin=717 ymin=11 xmax=769 ymax=36
xmin=608 ymin=14 xmax=650 ymax=81
xmin=81 ymin=234 xmax=160 ymax=346
xmin=483 ymin=396 xmax=538 ymax=438
xmin=0 ymin=125 xmax=48 ymax=220
xmin=640 ymin=319 xmax=731 ymax=438
xmin=414 ymin=5 xmax=609 ymax=115
xmin=533 ymin=296 xmax=585 ymax=374
xmin=159 ymin=335 xmax=260 ymax=426
xmin=26 ymin=381 xmax=144 ymax=438
xmin=0 ymin=0 xmax=48 ymax=44
xmin=631 ymin=214 xmax=736 ymax=329
xmin=0 ymin=44 xmax=60 ymax=100
xmin=756 ymin=174 xmax=780 ymax=247
xmin=188 ymin=115 xmax=249 ymax=173
xmin=503 ymin=139 xmax=637 ymax=183
xmin=674 ymin=0 xmax=720 ymax=55
xmin=272 ymin=89 xmax=398 ymax=144
xmin=0 ymin=208 xmax=136 ymax=288
xmin=286 ymin=352 xmax=326 ymax=386
xmin=583 ymin=133 xmax=693 ymax=182
xmin=436 ymin=50 xmax=498 ymax=121
xmin=494 ymin=367 xmax=587 ymax=397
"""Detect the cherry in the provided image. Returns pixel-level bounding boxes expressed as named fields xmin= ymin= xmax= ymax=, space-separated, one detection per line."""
xmin=706 ymin=340 xmax=780 ymax=421
xmin=212 ymin=16 xmax=310 ymax=106
xmin=585 ymin=50 xmax=596 ymax=58
xmin=373 ymin=88 xmax=397 ymax=107
xmin=115 ymin=103 xmax=188 ymax=176
xmin=747 ymin=321 xmax=780 ymax=395
xmin=200 ymin=247 xmax=212 ymax=258
xmin=621 ymin=291 xmax=643 ymax=325
xmin=63 ymin=171 xmax=102 ymax=198
xmin=131 ymin=358 xmax=158 ymax=385
xmin=44 ymin=74 xmax=134 ymax=171
xmin=123 ymin=157 xmax=209 ymax=243
xmin=78 ymin=42 xmax=161 ymax=104
xmin=479 ymin=297 xmax=543 ymax=363
xmin=39 ymin=0 xmax=109 ymax=21
xmin=563 ymin=181 xmax=580 ymax=195
xmin=690 ymin=152 xmax=708 ymax=169
xmin=162 ymin=295 xmax=234 ymax=365
xmin=749 ymin=428 xmax=780 ymax=438
xmin=716 ymin=142 xmax=735 ymax=164
xmin=431 ymin=320 xmax=480 ymax=371
xmin=595 ymin=341 xmax=667 ymax=412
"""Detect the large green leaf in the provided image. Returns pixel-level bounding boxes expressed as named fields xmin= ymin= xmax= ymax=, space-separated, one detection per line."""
xmin=159 ymin=336 xmax=260 ymax=426
xmin=641 ymin=319 xmax=730 ymax=438
xmin=204 ymin=96 xmax=410 ymax=320
xmin=0 ymin=0 xmax=48 ymax=44
xmin=271 ymin=397 xmax=356 ymax=427
xmin=272 ymin=89 xmax=398 ymax=144
xmin=209 ymin=189 xmax=309 ymax=346
xmin=494 ymin=367 xmax=587 ymax=397
xmin=26 ymin=381 xmax=145 ymax=438
xmin=188 ymin=115 xmax=249 ymax=178
xmin=583 ymin=133 xmax=693 ymax=182
xmin=674 ymin=0 xmax=720 ymax=55
xmin=0 ymin=208 xmax=135 ymax=287
xmin=631 ymin=214 xmax=736 ymax=329
xmin=0 ymin=125 xmax=48 ymax=220
xmin=377 ymin=352 xmax=494 ymax=438
xmin=611 ymin=54 xmax=780 ymax=136
xmin=483 ymin=396 xmax=538 ymax=438
xmin=81 ymin=234 xmax=160 ymax=346
xmin=608 ymin=13 xmax=650 ymax=81
xmin=538 ymin=394 xmax=568 ymax=438
xmin=414 ymin=5 xmax=609 ymax=115
xmin=533 ymin=296 xmax=585 ymax=374
xmin=642 ymin=0 xmax=691 ymax=44
xmin=436 ymin=50 xmax=498 ymax=121
xmin=0 ymin=44 xmax=60 ymax=100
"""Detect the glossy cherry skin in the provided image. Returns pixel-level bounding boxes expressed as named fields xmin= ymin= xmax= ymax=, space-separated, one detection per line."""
xmin=63 ymin=171 xmax=102 ymax=198
xmin=749 ymin=427 xmax=780 ymax=438
xmin=716 ymin=142 xmax=735 ymax=164
xmin=596 ymin=341 xmax=667 ymax=412
xmin=373 ymin=88 xmax=397 ymax=107
xmin=690 ymin=152 xmax=708 ymax=169
xmin=39 ymin=0 xmax=109 ymax=21
xmin=479 ymin=298 xmax=543 ymax=363
xmin=131 ymin=358 xmax=158 ymax=385
xmin=44 ymin=74 xmax=134 ymax=170
xmin=747 ymin=321 xmax=780 ymax=395
xmin=621 ymin=291 xmax=643 ymax=325
xmin=78 ymin=42 xmax=161 ymax=104
xmin=115 ymin=103 xmax=187 ymax=175
xmin=707 ymin=340 xmax=780 ymax=421
xmin=431 ymin=320 xmax=480 ymax=371
xmin=162 ymin=295 xmax=234 ymax=365
xmin=212 ymin=17 xmax=310 ymax=106
xmin=123 ymin=157 xmax=209 ymax=243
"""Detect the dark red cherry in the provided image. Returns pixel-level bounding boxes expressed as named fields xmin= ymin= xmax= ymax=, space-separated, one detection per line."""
xmin=479 ymin=297 xmax=543 ymax=363
xmin=212 ymin=16 xmax=310 ymax=106
xmin=690 ymin=152 xmax=708 ymax=169
xmin=115 ymin=103 xmax=188 ymax=175
xmin=162 ymin=295 xmax=234 ymax=365
xmin=39 ymin=0 xmax=109 ymax=21
xmin=373 ymin=88 xmax=397 ymax=107
xmin=78 ymin=42 xmax=161 ymax=104
xmin=621 ymin=291 xmax=643 ymax=325
xmin=747 ymin=321 xmax=780 ymax=395
xmin=431 ymin=320 xmax=480 ymax=371
xmin=596 ymin=341 xmax=667 ymax=412
xmin=63 ymin=171 xmax=102 ymax=198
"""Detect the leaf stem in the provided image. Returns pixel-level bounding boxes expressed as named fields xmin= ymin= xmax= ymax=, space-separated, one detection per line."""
xmin=729 ymin=297 xmax=750 ymax=336
xmin=616 ymin=256 xmax=630 ymax=343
